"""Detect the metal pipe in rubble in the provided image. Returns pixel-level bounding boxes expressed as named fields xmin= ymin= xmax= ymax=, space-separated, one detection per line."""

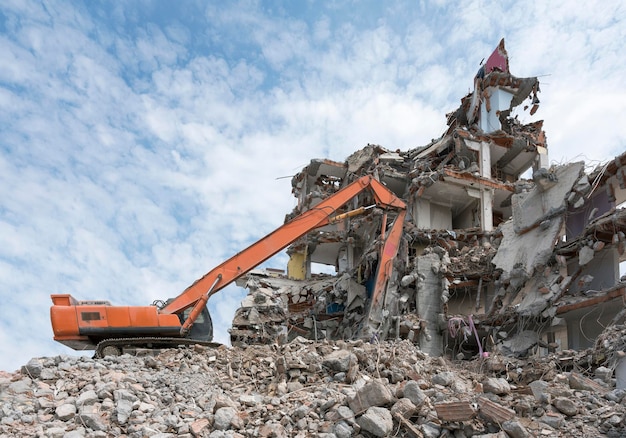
xmin=328 ymin=204 xmax=376 ymax=223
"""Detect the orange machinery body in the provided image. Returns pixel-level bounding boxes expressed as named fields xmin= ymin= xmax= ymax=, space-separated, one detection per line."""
xmin=50 ymin=175 xmax=407 ymax=351
xmin=50 ymin=294 xmax=182 ymax=350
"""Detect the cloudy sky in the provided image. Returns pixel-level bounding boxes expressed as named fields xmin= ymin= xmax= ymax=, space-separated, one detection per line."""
xmin=1 ymin=0 xmax=624 ymax=371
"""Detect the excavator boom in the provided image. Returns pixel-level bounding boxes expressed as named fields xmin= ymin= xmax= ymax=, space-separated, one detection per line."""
xmin=163 ymin=175 xmax=405 ymax=316
xmin=50 ymin=175 xmax=405 ymax=354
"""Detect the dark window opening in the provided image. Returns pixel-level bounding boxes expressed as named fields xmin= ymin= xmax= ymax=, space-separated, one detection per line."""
xmin=81 ymin=312 xmax=101 ymax=321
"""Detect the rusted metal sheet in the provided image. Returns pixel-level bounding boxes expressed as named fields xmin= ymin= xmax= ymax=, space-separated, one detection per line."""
xmin=477 ymin=397 xmax=515 ymax=423
xmin=556 ymin=286 xmax=626 ymax=314
xmin=443 ymin=168 xmax=515 ymax=192
xmin=434 ymin=401 xmax=477 ymax=422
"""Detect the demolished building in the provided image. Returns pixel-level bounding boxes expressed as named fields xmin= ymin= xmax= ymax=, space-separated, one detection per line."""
xmin=230 ymin=39 xmax=626 ymax=374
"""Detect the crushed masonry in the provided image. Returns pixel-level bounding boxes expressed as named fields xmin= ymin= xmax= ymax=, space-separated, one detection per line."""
xmin=2 ymin=336 xmax=626 ymax=437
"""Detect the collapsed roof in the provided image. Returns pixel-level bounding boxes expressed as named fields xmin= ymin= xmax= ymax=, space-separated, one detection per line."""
xmin=230 ymin=39 xmax=626 ymax=372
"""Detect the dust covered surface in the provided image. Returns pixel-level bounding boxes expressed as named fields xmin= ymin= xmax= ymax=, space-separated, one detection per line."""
xmin=2 ymin=334 xmax=626 ymax=437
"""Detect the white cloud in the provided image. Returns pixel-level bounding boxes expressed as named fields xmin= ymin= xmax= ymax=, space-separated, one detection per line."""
xmin=0 ymin=0 xmax=624 ymax=371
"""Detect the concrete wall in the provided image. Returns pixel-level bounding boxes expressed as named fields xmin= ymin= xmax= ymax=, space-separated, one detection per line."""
xmin=431 ymin=202 xmax=453 ymax=230
xmin=413 ymin=199 xmax=452 ymax=230
xmin=413 ymin=198 xmax=431 ymax=229
xmin=479 ymin=87 xmax=514 ymax=133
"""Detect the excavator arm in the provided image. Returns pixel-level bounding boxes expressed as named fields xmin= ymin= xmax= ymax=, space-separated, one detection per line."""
xmin=50 ymin=174 xmax=406 ymax=353
xmin=162 ymin=175 xmax=406 ymax=334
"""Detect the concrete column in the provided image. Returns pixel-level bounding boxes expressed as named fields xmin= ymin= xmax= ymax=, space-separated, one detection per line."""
xmin=479 ymin=142 xmax=493 ymax=232
xmin=534 ymin=146 xmax=549 ymax=172
xmin=465 ymin=140 xmax=494 ymax=232
xmin=479 ymin=141 xmax=491 ymax=179
xmin=480 ymin=188 xmax=494 ymax=231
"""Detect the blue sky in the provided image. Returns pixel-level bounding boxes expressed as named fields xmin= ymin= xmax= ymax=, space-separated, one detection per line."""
xmin=1 ymin=0 xmax=625 ymax=371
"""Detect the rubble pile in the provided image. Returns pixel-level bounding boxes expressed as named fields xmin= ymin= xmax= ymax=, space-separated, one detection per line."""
xmin=3 ymin=336 xmax=626 ymax=437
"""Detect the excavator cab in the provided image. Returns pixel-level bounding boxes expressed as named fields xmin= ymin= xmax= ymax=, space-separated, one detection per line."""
xmin=177 ymin=304 xmax=213 ymax=342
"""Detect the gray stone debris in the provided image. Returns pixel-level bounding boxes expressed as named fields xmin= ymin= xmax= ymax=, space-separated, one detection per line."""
xmin=348 ymin=380 xmax=394 ymax=413
xmin=0 ymin=338 xmax=625 ymax=437
xmin=483 ymin=377 xmax=511 ymax=395
xmin=553 ymin=396 xmax=578 ymax=416
xmin=357 ymin=406 xmax=393 ymax=437
xmin=322 ymin=349 xmax=357 ymax=373
xmin=401 ymin=380 xmax=428 ymax=407
xmin=55 ymin=403 xmax=76 ymax=421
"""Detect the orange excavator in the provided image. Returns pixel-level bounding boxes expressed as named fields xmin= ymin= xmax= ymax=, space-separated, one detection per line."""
xmin=50 ymin=175 xmax=406 ymax=357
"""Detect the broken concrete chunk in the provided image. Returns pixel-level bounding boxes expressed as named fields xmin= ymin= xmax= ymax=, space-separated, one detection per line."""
xmin=501 ymin=419 xmax=531 ymax=438
xmin=402 ymin=380 xmax=428 ymax=407
xmin=258 ymin=423 xmax=287 ymax=438
xmin=55 ymin=403 xmax=76 ymax=421
xmin=573 ymin=174 xmax=591 ymax=195
xmin=421 ymin=422 xmax=442 ymax=438
xmin=78 ymin=405 xmax=108 ymax=431
xmin=528 ymin=380 xmax=550 ymax=403
xmin=539 ymin=412 xmax=564 ymax=429
xmin=483 ymin=377 xmax=511 ymax=395
xmin=114 ymin=397 xmax=135 ymax=424
xmin=334 ymin=420 xmax=353 ymax=438
xmin=573 ymin=195 xmax=585 ymax=209
xmin=321 ymin=350 xmax=357 ymax=373
xmin=431 ymin=371 xmax=456 ymax=387
xmin=499 ymin=331 xmax=541 ymax=357
xmin=595 ymin=366 xmax=613 ymax=382
xmin=239 ymin=394 xmax=263 ymax=406
xmin=190 ymin=418 xmax=210 ymax=436
xmin=75 ymin=390 xmax=98 ymax=407
xmin=348 ymin=380 xmax=394 ymax=413
xmin=8 ymin=377 xmax=32 ymax=395
xmin=391 ymin=398 xmax=417 ymax=419
xmin=533 ymin=168 xmax=557 ymax=191
xmin=214 ymin=406 xmax=239 ymax=430
xmin=357 ymin=406 xmax=393 ymax=437
xmin=21 ymin=358 xmax=43 ymax=378
xmin=579 ymin=245 xmax=595 ymax=265
xmin=552 ymin=397 xmax=578 ymax=417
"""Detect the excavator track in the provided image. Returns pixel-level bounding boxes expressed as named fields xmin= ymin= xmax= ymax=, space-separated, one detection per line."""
xmin=94 ymin=337 xmax=222 ymax=358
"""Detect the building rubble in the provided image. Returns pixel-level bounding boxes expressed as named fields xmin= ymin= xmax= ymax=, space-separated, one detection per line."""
xmin=3 ymin=336 xmax=626 ymax=437
xmin=230 ymin=39 xmax=626 ymax=378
